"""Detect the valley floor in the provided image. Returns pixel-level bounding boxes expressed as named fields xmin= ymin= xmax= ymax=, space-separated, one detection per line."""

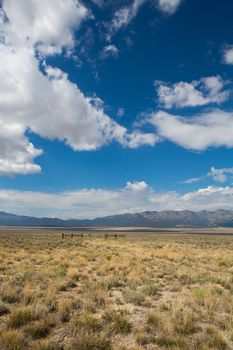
xmin=0 ymin=229 xmax=233 ymax=349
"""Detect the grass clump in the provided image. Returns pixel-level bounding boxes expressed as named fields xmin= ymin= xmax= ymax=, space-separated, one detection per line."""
xmin=0 ymin=302 xmax=10 ymax=316
xmin=154 ymin=336 xmax=187 ymax=348
xmin=7 ymin=306 xmax=35 ymax=328
xmin=103 ymin=309 xmax=132 ymax=335
xmin=71 ymin=330 xmax=111 ymax=350
xmin=144 ymin=283 xmax=158 ymax=296
xmin=206 ymin=327 xmax=227 ymax=350
xmin=123 ymin=288 xmax=145 ymax=305
xmin=57 ymin=299 xmax=71 ymax=322
xmin=0 ymin=284 xmax=21 ymax=304
xmin=70 ymin=312 xmax=101 ymax=334
xmin=35 ymin=340 xmax=64 ymax=350
xmin=25 ymin=318 xmax=53 ymax=339
xmin=0 ymin=329 xmax=26 ymax=350
xmin=6 ymin=304 xmax=47 ymax=329
xmin=147 ymin=311 xmax=161 ymax=328
xmin=173 ymin=309 xmax=198 ymax=335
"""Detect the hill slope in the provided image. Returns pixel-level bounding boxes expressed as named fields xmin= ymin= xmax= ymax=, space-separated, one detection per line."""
xmin=1 ymin=210 xmax=233 ymax=227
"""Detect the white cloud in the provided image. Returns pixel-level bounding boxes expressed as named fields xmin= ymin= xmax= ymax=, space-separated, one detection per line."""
xmin=117 ymin=108 xmax=125 ymax=117
xmin=109 ymin=0 xmax=183 ymax=36
xmin=0 ymin=0 xmax=156 ymax=175
xmin=101 ymin=44 xmax=118 ymax=58
xmin=123 ymin=131 xmax=159 ymax=148
xmin=0 ymin=122 xmax=42 ymax=175
xmin=183 ymin=166 xmax=233 ymax=184
xmin=157 ymin=0 xmax=183 ymax=14
xmin=223 ymin=47 xmax=233 ymax=65
xmin=2 ymin=0 xmax=89 ymax=55
xmin=91 ymin=0 xmax=104 ymax=7
xmin=112 ymin=0 xmax=145 ymax=31
xmin=208 ymin=167 xmax=229 ymax=183
xmin=126 ymin=181 xmax=148 ymax=191
xmin=181 ymin=186 xmax=233 ymax=211
xmin=183 ymin=176 xmax=204 ymax=184
xmin=1 ymin=183 xmax=233 ymax=218
xmin=207 ymin=166 xmax=233 ymax=183
xmin=155 ymin=76 xmax=230 ymax=109
xmin=151 ymin=110 xmax=233 ymax=151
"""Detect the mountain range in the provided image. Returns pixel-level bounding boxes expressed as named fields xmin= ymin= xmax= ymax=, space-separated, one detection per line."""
xmin=1 ymin=210 xmax=233 ymax=228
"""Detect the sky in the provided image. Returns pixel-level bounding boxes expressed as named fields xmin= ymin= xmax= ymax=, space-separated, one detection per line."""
xmin=1 ymin=0 xmax=233 ymax=218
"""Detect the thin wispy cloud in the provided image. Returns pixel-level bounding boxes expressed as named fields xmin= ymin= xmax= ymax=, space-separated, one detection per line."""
xmin=109 ymin=0 xmax=184 ymax=37
xmin=101 ymin=44 xmax=119 ymax=59
xmin=183 ymin=167 xmax=233 ymax=184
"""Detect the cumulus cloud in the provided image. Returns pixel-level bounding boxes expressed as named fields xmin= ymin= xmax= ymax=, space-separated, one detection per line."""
xmin=0 ymin=0 xmax=156 ymax=175
xmin=0 ymin=122 xmax=42 ymax=175
xmin=223 ymin=46 xmax=233 ymax=65
xmin=2 ymin=0 xmax=89 ymax=55
xmin=155 ymin=76 xmax=230 ymax=109
xmin=126 ymin=181 xmax=148 ymax=191
xmin=151 ymin=110 xmax=233 ymax=151
xmin=1 ymin=183 xmax=233 ymax=218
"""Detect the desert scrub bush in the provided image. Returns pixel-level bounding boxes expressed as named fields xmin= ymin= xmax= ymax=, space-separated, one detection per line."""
xmin=81 ymin=298 xmax=97 ymax=313
xmin=123 ymin=288 xmax=145 ymax=305
xmin=56 ymin=279 xmax=76 ymax=291
xmin=206 ymin=327 xmax=227 ymax=350
xmin=35 ymin=340 xmax=64 ymax=350
xmin=66 ymin=267 xmax=80 ymax=281
xmin=147 ymin=311 xmax=161 ymax=328
xmin=173 ymin=308 xmax=198 ymax=335
xmin=143 ymin=283 xmax=158 ymax=297
xmin=103 ymin=275 xmax=122 ymax=290
xmin=192 ymin=287 xmax=206 ymax=306
xmin=135 ymin=330 xmax=154 ymax=346
xmin=154 ymin=335 xmax=187 ymax=348
xmin=0 ymin=329 xmax=26 ymax=350
xmin=57 ymin=299 xmax=72 ymax=322
xmin=7 ymin=306 xmax=35 ymax=328
xmin=91 ymin=287 xmax=107 ymax=308
xmin=70 ymin=312 xmax=101 ymax=334
xmin=6 ymin=303 xmax=47 ymax=329
xmin=22 ymin=283 xmax=37 ymax=305
xmin=0 ymin=283 xmax=21 ymax=303
xmin=44 ymin=287 xmax=57 ymax=312
xmin=54 ymin=265 xmax=67 ymax=277
xmin=25 ymin=317 xmax=53 ymax=339
xmin=102 ymin=309 xmax=132 ymax=335
xmin=0 ymin=301 xmax=10 ymax=315
xmin=71 ymin=330 xmax=111 ymax=350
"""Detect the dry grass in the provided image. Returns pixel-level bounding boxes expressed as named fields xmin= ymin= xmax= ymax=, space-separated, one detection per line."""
xmin=0 ymin=228 xmax=233 ymax=349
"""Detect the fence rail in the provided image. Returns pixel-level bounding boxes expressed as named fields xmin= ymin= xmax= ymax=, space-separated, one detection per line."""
xmin=61 ymin=233 xmax=125 ymax=239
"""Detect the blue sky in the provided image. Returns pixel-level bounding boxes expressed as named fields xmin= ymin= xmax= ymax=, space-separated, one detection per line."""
xmin=1 ymin=0 xmax=233 ymax=218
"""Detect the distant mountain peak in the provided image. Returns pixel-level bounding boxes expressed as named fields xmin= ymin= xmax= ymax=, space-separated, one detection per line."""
xmin=0 ymin=209 xmax=233 ymax=228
